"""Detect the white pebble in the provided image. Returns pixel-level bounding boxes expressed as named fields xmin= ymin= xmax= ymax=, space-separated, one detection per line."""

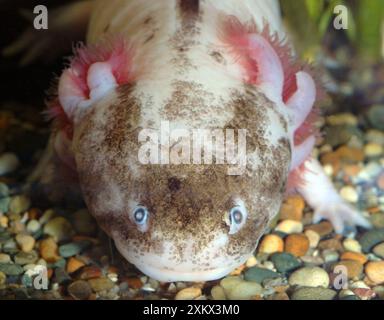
xmin=364 ymin=143 xmax=383 ymax=157
xmin=26 ymin=219 xmax=41 ymax=233
xmin=305 ymin=230 xmax=320 ymax=248
xmin=275 ymin=219 xmax=303 ymax=234
xmin=343 ymin=238 xmax=362 ymax=253
xmin=323 ymin=164 xmax=334 ymax=177
xmin=350 ymin=281 xmax=370 ymax=290
xmin=339 ymin=289 xmax=356 ymax=298
xmin=289 ymin=267 xmax=330 ymax=288
xmin=245 ymin=256 xmax=258 ymax=268
xmin=340 ymin=186 xmax=359 ymax=203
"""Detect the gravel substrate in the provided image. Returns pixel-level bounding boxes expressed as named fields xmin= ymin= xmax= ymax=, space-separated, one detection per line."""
xmin=0 ymin=106 xmax=383 ymax=300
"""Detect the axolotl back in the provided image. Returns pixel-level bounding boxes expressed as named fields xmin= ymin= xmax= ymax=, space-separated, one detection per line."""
xmin=37 ymin=0 xmax=370 ymax=282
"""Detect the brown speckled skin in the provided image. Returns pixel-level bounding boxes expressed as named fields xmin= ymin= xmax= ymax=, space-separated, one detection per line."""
xmin=73 ymin=82 xmax=291 ymax=270
xmin=66 ymin=0 xmax=293 ymax=279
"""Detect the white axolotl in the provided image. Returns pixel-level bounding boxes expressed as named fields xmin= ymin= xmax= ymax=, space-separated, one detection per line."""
xmin=7 ymin=0 xmax=371 ymax=282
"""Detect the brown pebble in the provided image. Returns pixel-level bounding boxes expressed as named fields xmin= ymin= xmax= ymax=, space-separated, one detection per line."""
xmin=67 ymin=280 xmax=92 ymax=300
xmin=336 ymin=146 xmax=364 ymax=163
xmin=333 ymin=260 xmax=363 ymax=279
xmin=125 ymin=277 xmax=143 ymax=289
xmin=66 ymin=257 xmax=85 ymax=274
xmin=321 ymin=152 xmax=340 ymax=173
xmin=318 ymin=238 xmax=343 ymax=251
xmin=365 ymin=261 xmax=384 ymax=285
xmin=15 ymin=234 xmax=35 ymax=253
xmin=305 ymin=221 xmax=334 ymax=237
xmin=340 ymin=252 xmax=368 ymax=265
xmin=9 ymin=220 xmax=25 ymax=234
xmin=79 ymin=266 xmax=102 ymax=280
xmin=27 ymin=208 xmax=41 ymax=220
xmin=279 ymin=195 xmax=305 ymax=221
xmin=274 ymin=285 xmax=290 ymax=293
xmin=39 ymin=237 xmax=60 ymax=263
xmin=285 ymin=234 xmax=310 ymax=257
xmin=373 ymin=242 xmax=384 ymax=258
xmin=88 ymin=277 xmax=115 ymax=292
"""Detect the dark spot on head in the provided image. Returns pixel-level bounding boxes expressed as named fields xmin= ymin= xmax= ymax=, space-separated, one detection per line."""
xmin=144 ymin=17 xmax=153 ymax=25
xmin=168 ymin=177 xmax=181 ymax=192
xmin=144 ymin=33 xmax=155 ymax=44
xmin=103 ymin=24 xmax=110 ymax=33
xmin=210 ymin=51 xmax=226 ymax=65
xmin=179 ymin=0 xmax=200 ymax=17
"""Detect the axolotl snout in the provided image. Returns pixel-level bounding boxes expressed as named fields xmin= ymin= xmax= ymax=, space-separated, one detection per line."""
xmin=8 ymin=0 xmax=371 ymax=282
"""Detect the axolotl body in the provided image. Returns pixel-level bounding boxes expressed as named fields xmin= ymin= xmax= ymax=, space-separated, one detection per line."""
xmin=8 ymin=0 xmax=371 ymax=282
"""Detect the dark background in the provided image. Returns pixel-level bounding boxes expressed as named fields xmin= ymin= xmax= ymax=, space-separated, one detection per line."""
xmin=0 ymin=0 xmax=75 ymax=106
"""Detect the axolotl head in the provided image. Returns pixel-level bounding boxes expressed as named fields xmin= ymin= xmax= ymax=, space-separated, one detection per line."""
xmin=52 ymin=20 xmax=318 ymax=282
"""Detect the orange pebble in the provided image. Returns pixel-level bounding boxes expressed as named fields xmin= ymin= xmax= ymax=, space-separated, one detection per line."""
xmin=230 ymin=264 xmax=246 ymax=276
xmin=285 ymin=234 xmax=310 ymax=257
xmin=279 ymin=195 xmax=305 ymax=221
xmin=365 ymin=261 xmax=384 ymax=285
xmin=334 ymin=260 xmax=363 ymax=279
xmin=336 ymin=146 xmax=364 ymax=163
xmin=343 ymin=164 xmax=362 ymax=177
xmin=258 ymin=234 xmax=284 ymax=254
xmin=39 ymin=237 xmax=60 ymax=263
xmin=67 ymin=257 xmax=86 ymax=274
xmin=340 ymin=251 xmax=368 ymax=265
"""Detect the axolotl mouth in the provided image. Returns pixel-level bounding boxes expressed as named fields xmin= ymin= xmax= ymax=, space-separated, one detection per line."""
xmin=113 ymin=231 xmax=253 ymax=282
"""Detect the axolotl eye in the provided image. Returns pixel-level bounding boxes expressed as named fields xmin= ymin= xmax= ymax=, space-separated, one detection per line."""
xmin=228 ymin=203 xmax=248 ymax=235
xmin=131 ymin=206 xmax=149 ymax=232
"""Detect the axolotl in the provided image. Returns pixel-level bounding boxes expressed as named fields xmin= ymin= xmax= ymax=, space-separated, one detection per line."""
xmin=7 ymin=0 xmax=371 ymax=282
